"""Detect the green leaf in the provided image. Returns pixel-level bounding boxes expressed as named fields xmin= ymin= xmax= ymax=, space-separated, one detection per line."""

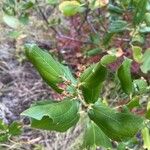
xmin=145 ymin=101 xmax=150 ymax=120
xmin=0 ymin=120 xmax=8 ymax=130
xmin=24 ymin=44 xmax=64 ymax=93
xmin=126 ymin=96 xmax=140 ymax=110
xmin=117 ymin=58 xmax=133 ymax=95
xmin=81 ymin=84 xmax=102 ymax=104
xmin=108 ymin=4 xmax=124 ymax=14
xmin=3 ymin=15 xmax=20 ymax=29
xmin=83 ymin=121 xmax=112 ymax=149
xmin=102 ymin=32 xmax=114 ymax=47
xmin=47 ymin=0 xmax=60 ymax=5
xmin=133 ymin=79 xmax=148 ymax=94
xmin=32 ymin=99 xmax=55 ymax=106
xmin=131 ymin=33 xmax=145 ymax=45
xmin=0 ymin=134 xmax=9 ymax=143
xmin=142 ymin=127 xmax=150 ymax=150
xmin=101 ymin=54 xmax=117 ymax=66
xmin=80 ymin=62 xmax=107 ymax=88
xmin=117 ymin=138 xmax=139 ymax=150
xmin=8 ymin=31 xmax=21 ymax=39
xmin=140 ymin=49 xmax=150 ymax=73
xmin=85 ymin=48 xmax=101 ymax=57
xmin=25 ymin=44 xmax=76 ymax=93
xmin=8 ymin=122 xmax=22 ymax=136
xmin=59 ymin=1 xmax=81 ymax=16
xmin=132 ymin=46 xmax=143 ymax=63
xmin=139 ymin=26 xmax=150 ymax=33
xmin=133 ymin=0 xmax=148 ymax=25
xmin=109 ymin=20 xmax=128 ymax=33
xmin=88 ymin=102 xmax=143 ymax=141
xmin=61 ymin=66 xmax=76 ymax=84
xmin=61 ymin=66 xmax=77 ymax=94
xmin=117 ymin=142 xmax=126 ymax=150
xmin=31 ymin=115 xmax=79 ymax=132
xmin=19 ymin=13 xmax=29 ymax=25
xmin=21 ymin=1 xmax=34 ymax=10
xmin=145 ymin=13 xmax=150 ymax=26
xmin=80 ymin=62 xmax=107 ymax=103
xmin=89 ymin=33 xmax=101 ymax=45
xmin=80 ymin=64 xmax=95 ymax=83
xmin=21 ymin=99 xmax=80 ymax=132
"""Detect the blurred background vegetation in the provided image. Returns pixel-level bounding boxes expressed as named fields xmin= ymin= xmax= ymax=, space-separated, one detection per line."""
xmin=0 ymin=0 xmax=150 ymax=149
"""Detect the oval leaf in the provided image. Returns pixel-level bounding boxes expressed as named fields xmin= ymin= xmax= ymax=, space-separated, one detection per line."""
xmin=25 ymin=44 xmax=64 ymax=93
xmin=83 ymin=121 xmax=112 ymax=149
xmin=88 ymin=102 xmax=143 ymax=141
xmin=80 ymin=62 xmax=107 ymax=103
xmin=109 ymin=20 xmax=128 ymax=33
xmin=59 ymin=1 xmax=80 ymax=16
xmin=3 ymin=15 xmax=20 ymax=29
xmin=140 ymin=49 xmax=150 ymax=74
xmin=117 ymin=58 xmax=133 ymax=95
xmin=101 ymin=54 xmax=117 ymax=66
xmin=21 ymin=99 xmax=80 ymax=132
xmin=142 ymin=127 xmax=150 ymax=150
xmin=132 ymin=46 xmax=143 ymax=63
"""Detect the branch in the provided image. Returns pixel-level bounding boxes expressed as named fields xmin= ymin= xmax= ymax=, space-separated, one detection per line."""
xmin=35 ymin=0 xmax=60 ymax=36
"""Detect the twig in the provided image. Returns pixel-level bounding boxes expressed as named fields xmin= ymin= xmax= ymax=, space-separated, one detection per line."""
xmin=35 ymin=0 xmax=60 ymax=36
xmin=87 ymin=16 xmax=98 ymax=34
xmin=77 ymin=7 xmax=90 ymax=33
xmin=57 ymin=34 xmax=98 ymax=45
xmin=97 ymin=9 xmax=107 ymax=32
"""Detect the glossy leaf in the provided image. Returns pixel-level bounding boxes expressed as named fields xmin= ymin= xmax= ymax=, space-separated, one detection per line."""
xmin=81 ymin=84 xmax=101 ymax=104
xmin=83 ymin=121 xmax=112 ymax=149
xmin=88 ymin=102 xmax=143 ymax=141
xmin=25 ymin=44 xmax=64 ymax=93
xmin=117 ymin=58 xmax=133 ymax=95
xmin=80 ymin=62 xmax=107 ymax=88
xmin=80 ymin=64 xmax=95 ymax=83
xmin=80 ymin=62 xmax=107 ymax=103
xmin=21 ymin=99 xmax=80 ymax=132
